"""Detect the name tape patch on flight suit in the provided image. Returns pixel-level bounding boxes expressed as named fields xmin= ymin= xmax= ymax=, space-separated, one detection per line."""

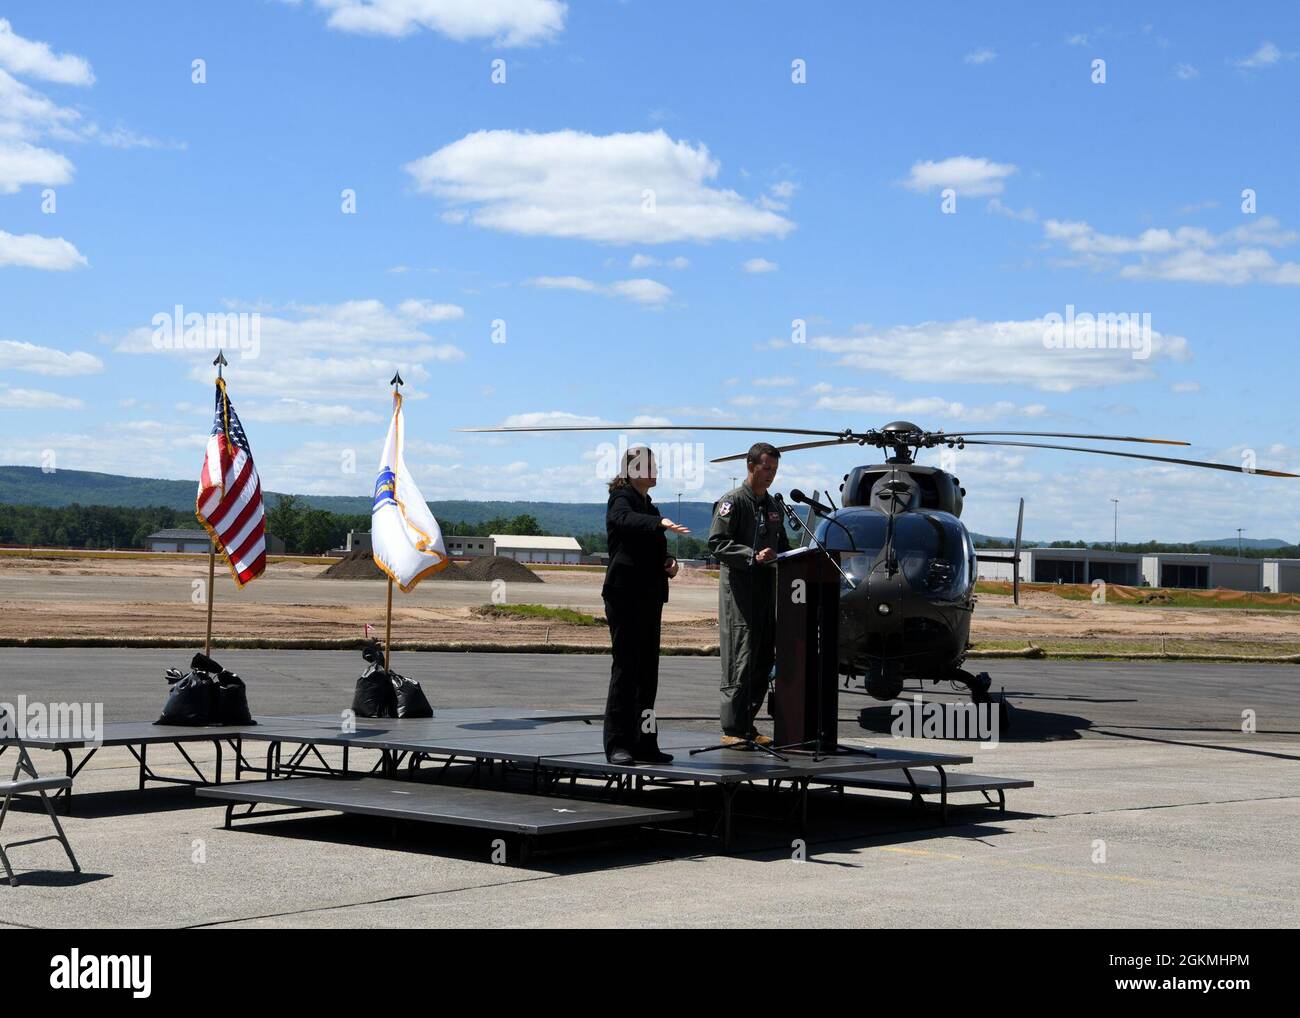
xmin=719 ymin=500 xmax=732 ymax=518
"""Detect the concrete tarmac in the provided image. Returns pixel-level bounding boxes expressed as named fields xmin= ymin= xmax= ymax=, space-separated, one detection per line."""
xmin=0 ymin=650 xmax=1295 ymax=928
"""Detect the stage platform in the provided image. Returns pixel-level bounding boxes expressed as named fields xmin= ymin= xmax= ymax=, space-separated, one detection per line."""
xmin=4 ymin=705 xmax=1031 ymax=852
xmin=812 ymin=760 xmax=1035 ymax=823
xmin=0 ymin=710 xmax=600 ymax=800
xmin=200 ymin=776 xmax=693 ymax=862
xmin=0 ymin=716 xmax=327 ymax=802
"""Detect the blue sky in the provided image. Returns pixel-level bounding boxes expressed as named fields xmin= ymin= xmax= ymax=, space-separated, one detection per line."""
xmin=1 ymin=1 xmax=1298 ymax=542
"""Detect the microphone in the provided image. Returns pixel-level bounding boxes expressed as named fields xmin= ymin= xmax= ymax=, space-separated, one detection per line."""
xmin=790 ymin=489 xmax=834 ymax=515
xmin=773 ymin=492 xmax=801 ymax=532
xmin=790 ymin=489 xmax=858 ymax=551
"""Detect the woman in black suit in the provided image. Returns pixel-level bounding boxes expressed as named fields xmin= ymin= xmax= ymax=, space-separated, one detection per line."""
xmin=602 ymin=446 xmax=690 ymax=764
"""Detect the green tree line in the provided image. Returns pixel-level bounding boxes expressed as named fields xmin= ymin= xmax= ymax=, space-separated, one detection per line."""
xmin=0 ymin=498 xmax=554 ymax=556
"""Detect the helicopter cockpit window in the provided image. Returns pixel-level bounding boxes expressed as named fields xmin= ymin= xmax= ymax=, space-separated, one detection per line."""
xmin=816 ymin=510 xmax=970 ymax=597
xmin=894 ymin=512 xmax=970 ymax=598
xmin=816 ymin=512 xmax=885 ymax=586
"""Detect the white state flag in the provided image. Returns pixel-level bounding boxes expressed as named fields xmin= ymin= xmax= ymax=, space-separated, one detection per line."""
xmin=372 ymin=391 xmax=449 ymax=591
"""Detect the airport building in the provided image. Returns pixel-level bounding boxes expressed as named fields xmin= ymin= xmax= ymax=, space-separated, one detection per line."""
xmin=489 ymin=534 xmax=583 ymax=565
xmin=341 ymin=531 xmax=582 ymax=563
xmin=145 ymin=528 xmax=285 ymax=555
xmin=444 ymin=535 xmax=494 ymax=558
xmin=144 ymin=528 xmax=212 ymax=554
xmin=974 ymin=546 xmax=1300 ymax=593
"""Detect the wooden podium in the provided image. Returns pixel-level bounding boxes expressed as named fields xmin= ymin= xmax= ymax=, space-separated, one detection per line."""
xmin=773 ymin=546 xmax=841 ymax=749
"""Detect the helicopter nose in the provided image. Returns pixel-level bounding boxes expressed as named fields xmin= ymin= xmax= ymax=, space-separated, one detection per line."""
xmin=865 ymin=572 xmax=907 ymax=627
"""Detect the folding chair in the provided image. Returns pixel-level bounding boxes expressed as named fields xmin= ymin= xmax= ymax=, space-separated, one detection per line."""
xmin=0 ymin=709 xmax=80 ymax=887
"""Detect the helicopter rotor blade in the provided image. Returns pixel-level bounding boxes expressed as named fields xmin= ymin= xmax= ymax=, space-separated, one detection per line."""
xmin=458 ymin=424 xmax=852 ymax=438
xmin=932 ymin=431 xmax=1189 ymax=446
xmin=709 ymin=437 xmax=851 ymax=464
xmin=955 ymin=439 xmax=1299 ymax=477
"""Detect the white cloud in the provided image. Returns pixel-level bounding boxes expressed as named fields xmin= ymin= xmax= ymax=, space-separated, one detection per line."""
xmin=306 ymin=0 xmax=566 ymax=46
xmin=0 ymin=35 xmax=172 ymax=197
xmin=902 ymin=156 xmax=1017 ymax=197
xmin=527 ymin=275 xmax=599 ymax=293
xmin=812 ymin=389 xmax=1047 ymax=423
xmin=397 ymin=298 xmax=464 ymax=321
xmin=964 ymin=48 xmax=996 ymax=65
xmin=0 ymin=229 xmax=86 ymax=269
xmin=753 ymin=376 xmax=796 ymax=387
xmin=1043 ymin=215 xmax=1300 ymax=285
xmin=499 ymin=411 xmax=606 ymax=429
xmin=0 ymin=139 xmax=73 ymax=192
xmin=742 ymin=257 xmax=778 ymax=274
xmin=76 ymin=123 xmax=183 ymax=150
xmin=758 ymin=180 xmax=798 ymax=211
xmin=526 ymin=274 xmax=672 ymax=306
xmin=629 ymin=253 xmax=689 ymax=269
xmin=0 ymin=338 xmax=102 ymax=375
xmin=1233 ymin=41 xmax=1284 ymax=70
xmin=241 ymin=397 xmax=382 ymax=427
xmin=112 ymin=299 xmax=466 ymax=402
xmin=1171 ymin=381 xmax=1201 ymax=394
xmin=0 ymin=426 xmax=208 ymax=479
xmin=1174 ymin=62 xmax=1199 ymax=80
xmin=608 ymin=278 xmax=672 ymax=306
xmin=1065 ymin=33 xmax=1089 ymax=47
xmin=0 ymin=19 xmax=93 ymax=84
xmin=809 ymin=317 xmax=1190 ymax=392
xmin=405 ymin=129 xmax=793 ymax=244
xmin=987 ymin=197 xmax=1037 ymax=221
xmin=0 ymin=385 xmax=83 ymax=410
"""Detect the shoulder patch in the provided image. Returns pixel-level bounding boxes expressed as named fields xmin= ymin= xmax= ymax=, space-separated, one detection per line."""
xmin=719 ymin=500 xmax=732 ymax=518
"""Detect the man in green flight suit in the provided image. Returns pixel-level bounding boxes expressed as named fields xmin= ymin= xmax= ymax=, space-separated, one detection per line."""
xmin=708 ymin=442 xmax=791 ymax=746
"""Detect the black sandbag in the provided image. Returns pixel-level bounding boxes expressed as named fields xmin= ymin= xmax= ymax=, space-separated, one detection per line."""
xmin=155 ymin=652 xmax=256 ymax=726
xmin=391 ymin=672 xmax=432 ymax=718
xmin=191 ymin=651 xmax=223 ymax=675
xmin=156 ymin=669 xmax=218 ymax=725
xmin=352 ymin=664 xmax=397 ymax=718
xmin=215 ymin=670 xmax=256 ymax=725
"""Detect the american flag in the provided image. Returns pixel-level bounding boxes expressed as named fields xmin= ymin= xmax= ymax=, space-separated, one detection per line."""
xmin=196 ymin=379 xmax=266 ymax=586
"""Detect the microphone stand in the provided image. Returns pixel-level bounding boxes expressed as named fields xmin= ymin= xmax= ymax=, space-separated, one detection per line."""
xmin=772 ymin=496 xmax=874 ymax=761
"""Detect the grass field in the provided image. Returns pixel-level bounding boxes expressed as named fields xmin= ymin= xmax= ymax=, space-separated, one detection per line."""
xmin=975 ymin=579 xmax=1300 ymax=611
xmin=472 ymin=603 xmax=605 ymax=627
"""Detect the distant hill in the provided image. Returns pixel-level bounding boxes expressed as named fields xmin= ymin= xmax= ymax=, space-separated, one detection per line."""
xmin=0 ymin=466 xmax=716 ymax=536
xmin=1191 ymin=537 xmax=1291 ymax=550
xmin=0 ymin=466 xmax=1290 ymax=547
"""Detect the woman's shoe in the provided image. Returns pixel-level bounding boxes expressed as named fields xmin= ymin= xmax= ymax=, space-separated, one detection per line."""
xmin=633 ymin=747 xmax=674 ymax=763
xmin=607 ymin=748 xmax=635 ymax=765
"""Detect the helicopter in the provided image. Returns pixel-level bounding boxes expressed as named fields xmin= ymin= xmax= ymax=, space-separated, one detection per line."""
xmin=460 ymin=419 xmax=1296 ymax=710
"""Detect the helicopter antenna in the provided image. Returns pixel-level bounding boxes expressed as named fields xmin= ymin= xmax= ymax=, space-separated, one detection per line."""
xmin=883 ymin=462 xmax=900 ymax=576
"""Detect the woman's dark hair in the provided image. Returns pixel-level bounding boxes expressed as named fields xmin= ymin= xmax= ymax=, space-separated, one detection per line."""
xmin=608 ymin=445 xmax=655 ymax=492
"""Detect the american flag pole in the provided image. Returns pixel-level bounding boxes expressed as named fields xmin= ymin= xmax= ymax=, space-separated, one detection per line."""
xmin=203 ymin=352 xmax=227 ymax=655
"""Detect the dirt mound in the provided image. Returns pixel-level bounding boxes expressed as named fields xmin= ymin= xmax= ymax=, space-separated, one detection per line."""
xmin=458 ymin=555 xmax=544 ymax=583
xmin=321 ymin=550 xmax=471 ymax=581
xmin=321 ymin=549 xmax=385 ymax=579
xmin=320 ymin=551 xmax=540 ymax=583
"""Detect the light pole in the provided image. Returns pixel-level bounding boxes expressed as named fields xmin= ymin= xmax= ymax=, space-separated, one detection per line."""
xmin=677 ymin=491 xmax=683 ymax=558
xmin=1110 ymin=498 xmax=1119 ymax=552
xmin=1237 ymin=528 xmax=1244 ymax=559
